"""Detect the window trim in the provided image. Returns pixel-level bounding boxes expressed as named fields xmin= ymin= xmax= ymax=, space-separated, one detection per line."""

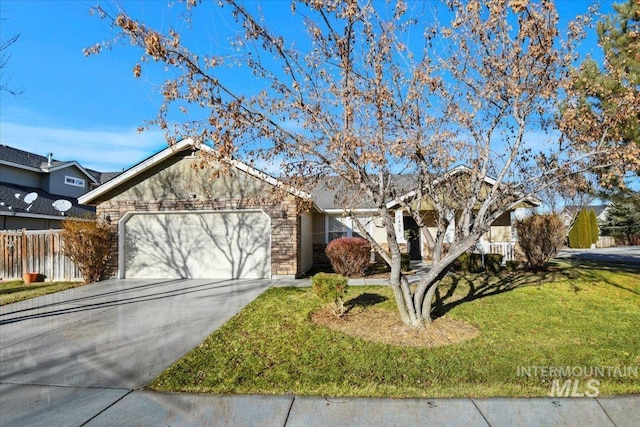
xmin=325 ymin=214 xmax=375 ymax=243
xmin=65 ymin=176 xmax=85 ymax=188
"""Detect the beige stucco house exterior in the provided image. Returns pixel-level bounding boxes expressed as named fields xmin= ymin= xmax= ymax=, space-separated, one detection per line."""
xmin=80 ymin=139 xmax=531 ymax=280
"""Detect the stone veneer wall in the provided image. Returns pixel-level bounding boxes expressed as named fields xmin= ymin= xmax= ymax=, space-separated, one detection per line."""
xmin=96 ymin=197 xmax=301 ymax=279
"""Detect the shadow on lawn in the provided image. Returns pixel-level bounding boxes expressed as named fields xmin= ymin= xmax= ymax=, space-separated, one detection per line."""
xmin=432 ymin=272 xmax=531 ymax=319
xmin=558 ymin=260 xmax=640 ymax=296
xmin=345 ymin=293 xmax=388 ymax=312
xmin=431 ymin=260 xmax=640 ymax=319
xmin=0 ymin=282 xmax=48 ymax=297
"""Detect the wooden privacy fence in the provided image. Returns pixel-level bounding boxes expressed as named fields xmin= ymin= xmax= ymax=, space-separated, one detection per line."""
xmin=1 ymin=229 xmax=82 ymax=281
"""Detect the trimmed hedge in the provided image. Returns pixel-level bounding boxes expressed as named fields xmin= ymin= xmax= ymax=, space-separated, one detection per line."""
xmin=452 ymin=252 xmax=503 ymax=274
xmin=452 ymin=253 xmax=484 ymax=273
xmin=484 ymin=254 xmax=504 ymax=274
xmin=506 ymin=260 xmax=520 ymax=272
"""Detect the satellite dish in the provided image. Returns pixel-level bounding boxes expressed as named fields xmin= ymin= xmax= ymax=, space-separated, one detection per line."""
xmin=52 ymin=199 xmax=73 ymax=215
xmin=14 ymin=193 xmax=21 ymax=199
xmin=24 ymin=192 xmax=38 ymax=204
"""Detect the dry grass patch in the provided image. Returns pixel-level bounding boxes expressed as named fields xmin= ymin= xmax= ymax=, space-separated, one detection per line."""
xmin=311 ymin=307 xmax=479 ymax=347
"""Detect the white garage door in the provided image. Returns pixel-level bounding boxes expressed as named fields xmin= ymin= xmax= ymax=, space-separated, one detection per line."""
xmin=119 ymin=210 xmax=271 ymax=279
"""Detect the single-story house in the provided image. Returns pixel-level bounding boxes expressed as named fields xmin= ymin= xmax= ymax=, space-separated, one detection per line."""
xmin=79 ymin=139 xmax=531 ymax=280
xmin=309 ymin=167 xmax=529 ymax=265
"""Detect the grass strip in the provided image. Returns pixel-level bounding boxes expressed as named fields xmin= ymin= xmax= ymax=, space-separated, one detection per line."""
xmin=0 ymin=280 xmax=84 ymax=306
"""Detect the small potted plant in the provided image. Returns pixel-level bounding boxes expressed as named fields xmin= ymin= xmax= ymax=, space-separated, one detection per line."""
xmin=22 ymin=272 xmax=43 ymax=284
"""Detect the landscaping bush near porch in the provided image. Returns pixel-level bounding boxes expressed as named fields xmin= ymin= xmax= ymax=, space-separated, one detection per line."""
xmin=149 ymin=263 xmax=640 ymax=398
xmin=325 ymin=237 xmax=371 ymax=277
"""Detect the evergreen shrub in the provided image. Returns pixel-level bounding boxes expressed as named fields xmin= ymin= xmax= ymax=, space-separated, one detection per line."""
xmin=312 ymin=272 xmax=349 ymax=317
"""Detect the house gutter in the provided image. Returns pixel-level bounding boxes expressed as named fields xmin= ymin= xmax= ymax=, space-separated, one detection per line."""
xmin=0 ymin=211 xmax=93 ymax=221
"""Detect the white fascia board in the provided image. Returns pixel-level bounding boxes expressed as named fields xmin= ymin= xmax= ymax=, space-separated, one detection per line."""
xmin=222 ymin=155 xmax=312 ymax=200
xmin=386 ymin=192 xmax=416 ymax=210
xmin=386 ymin=166 xmax=500 ymax=210
xmin=79 ymin=138 xmax=313 ymax=205
xmin=1 ymin=159 xmax=99 ymax=183
xmin=45 ymin=162 xmax=99 ymax=183
xmin=79 ymin=139 xmax=195 ymax=204
xmin=0 ymin=160 xmax=42 ymax=173
xmin=511 ymin=195 xmax=542 ymax=208
xmin=323 ymin=208 xmax=379 ymax=214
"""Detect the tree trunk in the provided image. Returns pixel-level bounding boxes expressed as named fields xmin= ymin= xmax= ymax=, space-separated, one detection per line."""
xmin=389 ymin=251 xmax=419 ymax=326
xmin=421 ymin=282 xmax=441 ymax=324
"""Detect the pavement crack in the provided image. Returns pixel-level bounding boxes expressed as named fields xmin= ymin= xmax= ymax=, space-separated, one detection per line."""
xmin=470 ymin=398 xmax=492 ymax=427
xmin=79 ymin=389 xmax=134 ymax=426
xmin=283 ymin=394 xmax=296 ymax=426
xmin=595 ymin=397 xmax=619 ymax=427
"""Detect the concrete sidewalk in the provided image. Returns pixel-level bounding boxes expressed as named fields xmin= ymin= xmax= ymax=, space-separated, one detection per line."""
xmin=1 ymin=384 xmax=638 ymax=426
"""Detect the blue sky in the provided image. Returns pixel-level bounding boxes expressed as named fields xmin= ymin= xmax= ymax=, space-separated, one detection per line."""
xmin=0 ymin=0 xmax=614 ymax=172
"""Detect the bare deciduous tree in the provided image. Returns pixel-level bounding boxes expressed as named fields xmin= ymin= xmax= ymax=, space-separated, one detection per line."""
xmin=88 ymin=0 xmax=635 ymax=327
xmin=0 ymin=18 xmax=22 ymax=96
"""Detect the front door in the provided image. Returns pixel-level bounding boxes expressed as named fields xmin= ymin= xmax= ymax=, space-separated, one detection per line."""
xmin=403 ymin=216 xmax=422 ymax=261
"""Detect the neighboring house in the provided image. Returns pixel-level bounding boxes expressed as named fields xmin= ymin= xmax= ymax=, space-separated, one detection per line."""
xmin=561 ymin=204 xmax=614 ymax=248
xmin=79 ymin=139 xmax=534 ymax=280
xmin=561 ymin=204 xmax=610 ymax=228
xmin=0 ymin=144 xmax=115 ymax=229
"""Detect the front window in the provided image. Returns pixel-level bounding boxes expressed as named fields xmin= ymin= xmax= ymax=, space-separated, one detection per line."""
xmin=65 ymin=176 xmax=85 ymax=187
xmin=328 ymin=215 xmax=347 ymax=241
xmin=327 ymin=215 xmax=374 ymax=242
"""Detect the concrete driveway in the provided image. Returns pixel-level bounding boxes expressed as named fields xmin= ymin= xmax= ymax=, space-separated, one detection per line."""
xmin=556 ymin=246 xmax=640 ymax=266
xmin=0 ymin=278 xmax=270 ymax=425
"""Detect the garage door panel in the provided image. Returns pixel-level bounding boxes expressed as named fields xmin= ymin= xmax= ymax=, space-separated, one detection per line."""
xmin=122 ymin=211 xmax=270 ymax=279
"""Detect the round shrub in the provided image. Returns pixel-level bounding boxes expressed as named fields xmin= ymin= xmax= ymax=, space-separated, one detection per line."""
xmin=325 ymin=237 xmax=371 ymax=277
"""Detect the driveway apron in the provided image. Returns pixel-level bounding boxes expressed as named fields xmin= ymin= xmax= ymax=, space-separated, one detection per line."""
xmin=0 ymin=278 xmax=271 ymax=389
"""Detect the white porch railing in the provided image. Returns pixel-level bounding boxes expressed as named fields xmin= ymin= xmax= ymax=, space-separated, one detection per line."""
xmin=478 ymin=242 xmax=516 ymax=262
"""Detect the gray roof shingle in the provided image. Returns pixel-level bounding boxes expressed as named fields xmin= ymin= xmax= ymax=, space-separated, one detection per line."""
xmin=0 ymin=144 xmax=52 ymax=168
xmin=0 ymin=144 xmax=120 ymax=184
xmin=0 ymin=182 xmax=95 ymax=218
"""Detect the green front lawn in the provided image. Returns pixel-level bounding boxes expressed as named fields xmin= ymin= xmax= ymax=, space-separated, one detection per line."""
xmin=149 ymin=262 xmax=640 ymax=397
xmin=0 ymin=280 xmax=84 ymax=306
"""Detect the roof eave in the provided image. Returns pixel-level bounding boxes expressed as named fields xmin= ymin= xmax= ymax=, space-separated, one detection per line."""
xmin=0 ymin=211 xmax=92 ymax=220
xmin=79 ymin=138 xmax=313 ymax=205
xmin=43 ymin=162 xmax=100 ymax=184
xmin=79 ymin=139 xmax=195 ymax=205
xmin=0 ymin=160 xmax=42 ymax=173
